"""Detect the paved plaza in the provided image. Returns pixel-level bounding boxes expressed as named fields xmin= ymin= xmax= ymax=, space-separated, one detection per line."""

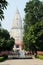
xmin=0 ymin=59 xmax=43 ymax=65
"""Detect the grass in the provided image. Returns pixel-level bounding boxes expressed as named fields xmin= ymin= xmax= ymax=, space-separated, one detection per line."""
xmin=36 ymin=54 xmax=43 ymax=60
xmin=0 ymin=55 xmax=8 ymax=62
xmin=0 ymin=56 xmax=5 ymax=62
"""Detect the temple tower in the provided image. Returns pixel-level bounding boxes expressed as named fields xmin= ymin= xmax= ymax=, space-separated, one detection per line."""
xmin=10 ymin=9 xmax=23 ymax=50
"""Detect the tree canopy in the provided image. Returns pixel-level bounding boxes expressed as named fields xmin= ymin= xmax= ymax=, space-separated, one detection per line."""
xmin=23 ymin=0 xmax=43 ymax=51
xmin=0 ymin=29 xmax=15 ymax=51
xmin=0 ymin=0 xmax=15 ymax=51
xmin=0 ymin=0 xmax=8 ymax=20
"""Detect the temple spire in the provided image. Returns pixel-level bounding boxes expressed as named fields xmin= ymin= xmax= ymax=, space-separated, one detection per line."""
xmin=16 ymin=8 xmax=20 ymax=14
xmin=10 ymin=8 xmax=23 ymax=50
xmin=12 ymin=9 xmax=22 ymax=29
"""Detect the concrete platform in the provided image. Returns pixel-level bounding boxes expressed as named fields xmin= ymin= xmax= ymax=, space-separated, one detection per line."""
xmin=8 ymin=55 xmax=33 ymax=59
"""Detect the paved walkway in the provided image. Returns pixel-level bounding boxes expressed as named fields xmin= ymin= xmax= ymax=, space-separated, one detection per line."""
xmin=0 ymin=59 xmax=43 ymax=65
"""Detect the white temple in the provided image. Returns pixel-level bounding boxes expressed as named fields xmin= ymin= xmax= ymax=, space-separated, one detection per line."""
xmin=10 ymin=9 xmax=23 ymax=50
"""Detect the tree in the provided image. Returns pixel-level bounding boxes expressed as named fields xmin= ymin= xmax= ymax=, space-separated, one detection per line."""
xmin=23 ymin=0 xmax=43 ymax=51
xmin=0 ymin=0 xmax=15 ymax=51
xmin=0 ymin=29 xmax=15 ymax=51
xmin=0 ymin=0 xmax=8 ymax=20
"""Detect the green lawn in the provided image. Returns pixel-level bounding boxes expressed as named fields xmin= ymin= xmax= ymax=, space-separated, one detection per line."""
xmin=36 ymin=55 xmax=43 ymax=60
xmin=0 ymin=55 xmax=8 ymax=62
xmin=0 ymin=56 xmax=5 ymax=62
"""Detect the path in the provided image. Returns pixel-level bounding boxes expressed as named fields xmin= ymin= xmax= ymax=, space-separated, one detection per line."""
xmin=0 ymin=59 xmax=43 ymax=65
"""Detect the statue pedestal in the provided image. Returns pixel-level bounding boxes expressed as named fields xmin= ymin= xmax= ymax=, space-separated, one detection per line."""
xmin=19 ymin=50 xmax=25 ymax=58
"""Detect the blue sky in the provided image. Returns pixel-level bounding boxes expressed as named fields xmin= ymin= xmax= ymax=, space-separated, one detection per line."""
xmin=2 ymin=0 xmax=43 ymax=32
xmin=2 ymin=0 xmax=28 ymax=32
